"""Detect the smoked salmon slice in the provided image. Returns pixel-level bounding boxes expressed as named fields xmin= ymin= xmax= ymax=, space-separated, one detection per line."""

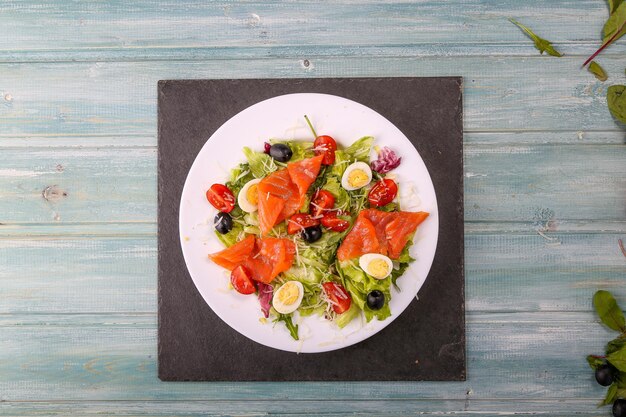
xmin=256 ymin=155 xmax=324 ymax=235
xmin=386 ymin=211 xmax=429 ymax=259
xmin=336 ymin=212 xmax=380 ymax=261
xmin=336 ymin=209 xmax=429 ymax=261
xmin=209 ymin=235 xmax=296 ymax=284
xmin=208 ymin=234 xmax=255 ymax=270
xmin=257 ymin=169 xmax=292 ymax=199
xmin=287 ymin=154 xmax=324 ymax=196
xmin=257 ymin=193 xmax=286 ymax=236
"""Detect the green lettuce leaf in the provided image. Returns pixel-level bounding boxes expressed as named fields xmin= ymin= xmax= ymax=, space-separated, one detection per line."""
xmin=337 ymin=259 xmax=392 ymax=322
xmin=344 ymin=136 xmax=374 ymax=163
xmin=331 ymin=149 xmax=351 ymax=178
xmin=226 ymin=163 xmax=254 ymax=195
xmin=335 ymin=302 xmax=361 ymax=328
xmin=322 ymin=176 xmax=350 ymax=212
xmin=242 ymin=147 xmax=278 ymax=178
xmin=269 ymin=139 xmax=314 ymax=162
xmin=215 ymin=224 xmax=244 ymax=247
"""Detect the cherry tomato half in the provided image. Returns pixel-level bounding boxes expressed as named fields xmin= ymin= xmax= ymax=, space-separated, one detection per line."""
xmin=313 ymin=135 xmax=337 ymax=165
xmin=321 ymin=213 xmax=350 ymax=233
xmin=206 ymin=183 xmax=236 ymax=213
xmin=287 ymin=213 xmax=321 ymax=235
xmin=367 ymin=179 xmax=398 ymax=207
xmin=230 ymin=265 xmax=257 ymax=295
xmin=310 ymin=189 xmax=335 ymax=217
xmin=322 ymin=282 xmax=352 ymax=314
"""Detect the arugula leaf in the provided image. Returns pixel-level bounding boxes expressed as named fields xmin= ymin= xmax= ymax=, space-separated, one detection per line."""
xmin=587 ymin=355 xmax=605 ymax=370
xmin=390 ymin=261 xmax=410 ymax=291
xmin=509 ymin=18 xmax=563 ymax=57
xmin=588 ymin=61 xmax=608 ymax=81
xmin=593 ymin=290 xmax=626 ymax=332
xmin=276 ymin=314 xmax=299 ymax=340
xmin=601 ymin=383 xmax=618 ymax=406
xmin=377 ymin=202 xmax=399 ymax=212
xmin=603 ymin=2 xmax=626 ymax=43
xmin=608 ymin=85 xmax=626 ymax=124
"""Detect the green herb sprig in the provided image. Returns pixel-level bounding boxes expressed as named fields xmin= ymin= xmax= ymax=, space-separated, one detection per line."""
xmin=586 ymin=290 xmax=626 ymax=407
xmin=509 ymin=18 xmax=563 ymax=57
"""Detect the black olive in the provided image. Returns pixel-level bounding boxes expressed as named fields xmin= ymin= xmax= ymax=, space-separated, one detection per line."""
xmin=301 ymin=225 xmax=322 ymax=243
xmin=614 ymin=399 xmax=626 ymax=417
xmin=214 ymin=212 xmax=233 ymax=234
xmin=596 ymin=364 xmax=616 ymax=386
xmin=367 ymin=290 xmax=385 ymax=310
xmin=269 ymin=143 xmax=293 ymax=162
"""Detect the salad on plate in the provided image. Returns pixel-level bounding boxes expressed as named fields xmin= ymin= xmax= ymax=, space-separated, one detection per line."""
xmin=205 ymin=116 xmax=429 ymax=340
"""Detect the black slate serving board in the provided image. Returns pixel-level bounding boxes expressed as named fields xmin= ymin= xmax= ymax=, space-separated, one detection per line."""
xmin=158 ymin=78 xmax=465 ymax=381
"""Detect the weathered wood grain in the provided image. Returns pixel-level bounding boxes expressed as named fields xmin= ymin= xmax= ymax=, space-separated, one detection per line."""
xmin=0 ymin=399 xmax=614 ymax=416
xmin=1 ymin=57 xmax=625 ymax=136
xmin=1 ymin=233 xmax=624 ymax=315
xmin=1 ymin=0 xmax=624 ymax=61
xmin=1 ymin=131 xmax=623 ymax=148
xmin=1 ymin=1 xmax=624 ymax=415
xmin=0 ymin=143 xmax=623 ymax=223
xmin=0 ymin=148 xmax=156 ymax=223
xmin=0 ymin=312 xmax=614 ymax=403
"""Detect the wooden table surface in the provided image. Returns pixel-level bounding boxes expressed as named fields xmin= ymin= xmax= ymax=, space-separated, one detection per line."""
xmin=1 ymin=1 xmax=625 ymax=416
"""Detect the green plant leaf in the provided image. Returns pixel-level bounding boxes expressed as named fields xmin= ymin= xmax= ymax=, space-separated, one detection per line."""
xmin=275 ymin=313 xmax=299 ymax=340
xmin=608 ymin=85 xmax=626 ymax=124
xmin=607 ymin=337 xmax=626 ymax=355
xmin=608 ymin=0 xmax=624 ymax=14
xmin=588 ymin=61 xmax=608 ymax=81
xmin=509 ymin=18 xmax=563 ymax=57
xmin=603 ymin=2 xmax=626 ymax=43
xmin=587 ymin=355 xmax=606 ymax=370
xmin=601 ymin=383 xmax=618 ymax=406
xmin=593 ymin=290 xmax=626 ymax=332
xmin=607 ymin=345 xmax=626 ymax=371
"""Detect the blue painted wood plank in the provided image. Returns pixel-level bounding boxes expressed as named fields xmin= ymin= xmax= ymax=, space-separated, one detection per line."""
xmin=0 ymin=148 xmax=156 ymax=223
xmin=0 ymin=399 xmax=613 ymax=416
xmin=0 ymin=0 xmax=623 ymax=60
xmin=1 ymin=57 xmax=624 ymax=136
xmin=0 ymin=143 xmax=623 ymax=223
xmin=0 ymin=312 xmax=614 ymax=403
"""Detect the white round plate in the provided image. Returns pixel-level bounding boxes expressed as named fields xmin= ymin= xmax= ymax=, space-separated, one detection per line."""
xmin=179 ymin=93 xmax=438 ymax=353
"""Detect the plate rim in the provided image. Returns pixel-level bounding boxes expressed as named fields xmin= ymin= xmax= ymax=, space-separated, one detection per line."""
xmin=178 ymin=92 xmax=439 ymax=353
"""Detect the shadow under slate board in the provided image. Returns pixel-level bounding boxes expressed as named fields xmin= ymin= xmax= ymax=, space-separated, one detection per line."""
xmin=158 ymin=78 xmax=465 ymax=381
